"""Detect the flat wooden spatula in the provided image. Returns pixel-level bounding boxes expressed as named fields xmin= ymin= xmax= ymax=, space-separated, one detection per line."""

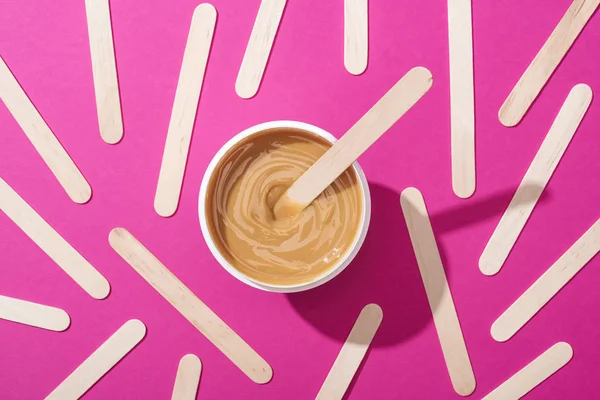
xmin=273 ymin=66 xmax=433 ymax=219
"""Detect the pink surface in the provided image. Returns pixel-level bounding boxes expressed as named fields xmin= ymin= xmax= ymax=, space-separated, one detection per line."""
xmin=0 ymin=0 xmax=599 ymax=398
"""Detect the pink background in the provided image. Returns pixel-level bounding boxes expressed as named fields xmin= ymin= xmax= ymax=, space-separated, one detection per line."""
xmin=0 ymin=0 xmax=599 ymax=398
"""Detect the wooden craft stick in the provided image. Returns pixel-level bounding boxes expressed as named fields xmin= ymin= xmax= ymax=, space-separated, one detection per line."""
xmin=498 ymin=0 xmax=600 ymax=127
xmin=344 ymin=0 xmax=368 ymax=75
xmin=108 ymin=228 xmax=272 ymax=384
xmin=45 ymin=319 xmax=146 ymax=400
xmin=154 ymin=4 xmax=216 ymax=217
xmin=274 ymin=67 xmax=433 ymax=219
xmin=400 ymin=187 xmax=476 ymax=396
xmin=171 ymin=354 xmax=202 ymax=400
xmin=316 ymin=304 xmax=382 ymax=400
xmin=84 ymin=0 xmax=123 ymax=144
xmin=235 ymin=0 xmax=287 ymax=99
xmin=491 ymin=218 xmax=600 ymax=342
xmin=0 ymin=56 xmax=91 ymax=204
xmin=448 ymin=0 xmax=475 ymax=198
xmin=480 ymin=84 xmax=592 ymax=276
xmin=0 ymin=294 xmax=70 ymax=332
xmin=0 ymin=177 xmax=109 ymax=299
xmin=482 ymin=342 xmax=573 ymax=399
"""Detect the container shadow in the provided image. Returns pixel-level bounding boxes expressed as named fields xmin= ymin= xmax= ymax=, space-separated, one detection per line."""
xmin=287 ymin=182 xmax=549 ymax=348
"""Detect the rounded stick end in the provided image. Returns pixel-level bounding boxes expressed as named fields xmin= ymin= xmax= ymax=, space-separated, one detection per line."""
xmin=490 ymin=319 xmax=511 ymax=343
xmin=55 ymin=309 xmax=72 ymax=332
xmin=249 ymin=363 xmax=273 ymax=385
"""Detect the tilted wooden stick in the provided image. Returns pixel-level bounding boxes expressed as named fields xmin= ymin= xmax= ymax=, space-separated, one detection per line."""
xmin=400 ymin=187 xmax=476 ymax=396
xmin=154 ymin=4 xmax=216 ymax=217
xmin=45 ymin=320 xmax=146 ymax=400
xmin=482 ymin=342 xmax=573 ymax=399
xmin=0 ymin=295 xmax=70 ymax=332
xmin=448 ymin=0 xmax=475 ymax=198
xmin=491 ymin=218 xmax=600 ymax=342
xmin=84 ymin=0 xmax=123 ymax=144
xmin=171 ymin=354 xmax=202 ymax=400
xmin=273 ymin=67 xmax=433 ymax=219
xmin=0 ymin=56 xmax=91 ymax=204
xmin=109 ymin=227 xmax=272 ymax=384
xmin=316 ymin=304 xmax=382 ymax=400
xmin=480 ymin=84 xmax=592 ymax=276
xmin=498 ymin=0 xmax=600 ymax=127
xmin=235 ymin=0 xmax=287 ymax=99
xmin=0 ymin=177 xmax=110 ymax=299
xmin=344 ymin=0 xmax=368 ymax=75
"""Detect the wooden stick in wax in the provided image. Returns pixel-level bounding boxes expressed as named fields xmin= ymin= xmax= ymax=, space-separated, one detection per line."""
xmin=0 ymin=56 xmax=91 ymax=204
xmin=491 ymin=218 xmax=600 ymax=342
xmin=482 ymin=342 xmax=573 ymax=399
xmin=108 ymin=227 xmax=273 ymax=384
xmin=480 ymin=84 xmax=592 ymax=276
xmin=400 ymin=187 xmax=476 ymax=396
xmin=315 ymin=304 xmax=382 ymax=400
xmin=154 ymin=4 xmax=216 ymax=217
xmin=84 ymin=0 xmax=123 ymax=144
xmin=273 ymin=67 xmax=433 ymax=219
xmin=0 ymin=177 xmax=110 ymax=299
xmin=498 ymin=0 xmax=600 ymax=127
xmin=45 ymin=320 xmax=146 ymax=400
xmin=0 ymin=294 xmax=70 ymax=332
xmin=171 ymin=354 xmax=202 ymax=400
xmin=448 ymin=0 xmax=475 ymax=198
xmin=235 ymin=0 xmax=287 ymax=99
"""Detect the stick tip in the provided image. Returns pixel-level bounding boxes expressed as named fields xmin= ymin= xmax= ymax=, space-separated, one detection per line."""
xmin=91 ymin=277 xmax=111 ymax=299
xmin=572 ymin=83 xmax=593 ymax=101
xmin=399 ymin=187 xmax=423 ymax=204
xmin=124 ymin=319 xmax=148 ymax=339
xmin=56 ymin=309 xmax=72 ymax=332
xmin=250 ymin=363 xmax=273 ymax=384
xmin=235 ymin=79 xmax=258 ymax=100
xmin=498 ymin=100 xmax=520 ymax=127
xmin=453 ymin=179 xmax=475 ymax=199
xmin=154 ymin=197 xmax=177 ymax=218
xmin=490 ymin=319 xmax=511 ymax=343
xmin=101 ymin=124 xmax=124 ymax=145
xmin=71 ymin=182 xmax=92 ymax=205
xmin=180 ymin=354 xmax=202 ymax=370
xmin=478 ymin=254 xmax=500 ymax=276
xmin=108 ymin=227 xmax=127 ymax=246
xmin=194 ymin=2 xmax=217 ymax=19
xmin=454 ymin=376 xmax=477 ymax=397
xmin=554 ymin=342 xmax=574 ymax=361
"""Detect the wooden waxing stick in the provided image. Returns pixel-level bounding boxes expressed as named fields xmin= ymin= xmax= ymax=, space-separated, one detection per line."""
xmin=482 ymin=342 xmax=573 ymax=399
xmin=0 ymin=56 xmax=91 ymax=204
xmin=316 ymin=304 xmax=382 ymax=400
xmin=0 ymin=177 xmax=110 ymax=299
xmin=400 ymin=187 xmax=476 ymax=396
xmin=273 ymin=67 xmax=433 ymax=219
xmin=154 ymin=4 xmax=216 ymax=217
xmin=235 ymin=0 xmax=287 ymax=99
xmin=480 ymin=84 xmax=592 ymax=276
xmin=171 ymin=354 xmax=202 ymax=400
xmin=84 ymin=0 xmax=123 ymax=144
xmin=498 ymin=0 xmax=600 ymax=127
xmin=491 ymin=218 xmax=600 ymax=342
xmin=448 ymin=0 xmax=475 ymax=198
xmin=0 ymin=294 xmax=70 ymax=332
xmin=108 ymin=227 xmax=272 ymax=384
xmin=344 ymin=0 xmax=368 ymax=75
xmin=45 ymin=320 xmax=146 ymax=400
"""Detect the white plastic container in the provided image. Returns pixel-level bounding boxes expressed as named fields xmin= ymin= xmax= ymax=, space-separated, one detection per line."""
xmin=199 ymin=121 xmax=371 ymax=293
